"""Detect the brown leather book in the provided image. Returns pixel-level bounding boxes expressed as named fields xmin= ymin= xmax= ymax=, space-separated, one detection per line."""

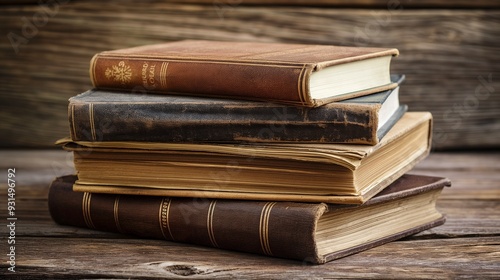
xmin=59 ymin=112 xmax=432 ymax=204
xmin=90 ymin=40 xmax=399 ymax=107
xmin=48 ymin=174 xmax=450 ymax=264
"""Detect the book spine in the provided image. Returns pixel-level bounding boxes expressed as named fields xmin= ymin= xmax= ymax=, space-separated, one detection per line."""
xmin=68 ymin=100 xmax=378 ymax=144
xmin=90 ymin=55 xmax=314 ymax=106
xmin=48 ymin=176 xmax=326 ymax=263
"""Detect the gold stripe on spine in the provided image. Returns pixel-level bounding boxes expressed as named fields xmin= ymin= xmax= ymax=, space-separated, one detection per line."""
xmin=70 ymin=104 xmax=77 ymax=140
xmin=207 ymin=200 xmax=219 ymax=248
xmin=89 ymin=54 xmax=97 ymax=87
xmin=82 ymin=192 xmax=89 ymax=227
xmin=160 ymin=62 xmax=169 ymax=88
xmin=259 ymin=202 xmax=276 ymax=256
xmin=89 ymin=103 xmax=96 ymax=141
xmin=82 ymin=192 xmax=96 ymax=229
xmin=296 ymin=67 xmax=306 ymax=106
xmin=113 ymin=196 xmax=124 ymax=233
xmin=159 ymin=198 xmax=175 ymax=241
xmin=301 ymin=66 xmax=309 ymax=106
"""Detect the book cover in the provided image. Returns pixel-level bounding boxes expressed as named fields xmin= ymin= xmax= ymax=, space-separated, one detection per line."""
xmin=69 ymin=75 xmax=406 ymax=145
xmin=60 ymin=112 xmax=433 ymax=204
xmin=48 ymin=174 xmax=450 ymax=264
xmin=90 ymin=40 xmax=399 ymax=107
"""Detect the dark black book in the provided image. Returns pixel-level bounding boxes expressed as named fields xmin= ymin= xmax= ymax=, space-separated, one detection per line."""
xmin=69 ymin=75 xmax=406 ymax=145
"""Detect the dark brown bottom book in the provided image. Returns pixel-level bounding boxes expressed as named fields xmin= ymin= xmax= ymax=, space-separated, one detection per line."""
xmin=48 ymin=174 xmax=450 ymax=264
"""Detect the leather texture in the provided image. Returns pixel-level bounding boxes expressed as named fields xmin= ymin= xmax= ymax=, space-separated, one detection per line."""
xmin=63 ymin=112 xmax=433 ymax=204
xmin=69 ymin=75 xmax=405 ymax=144
xmin=48 ymin=174 xmax=449 ymax=264
xmin=90 ymin=40 xmax=399 ymax=107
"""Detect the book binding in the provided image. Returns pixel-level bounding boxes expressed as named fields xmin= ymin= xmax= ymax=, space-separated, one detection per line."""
xmin=49 ymin=174 xmax=450 ymax=264
xmin=69 ymin=75 xmax=406 ymax=144
xmin=90 ymin=40 xmax=399 ymax=107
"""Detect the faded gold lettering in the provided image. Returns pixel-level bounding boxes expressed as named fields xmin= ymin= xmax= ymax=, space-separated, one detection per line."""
xmin=141 ymin=62 xmax=148 ymax=88
xmin=141 ymin=62 xmax=156 ymax=89
xmin=148 ymin=64 xmax=156 ymax=88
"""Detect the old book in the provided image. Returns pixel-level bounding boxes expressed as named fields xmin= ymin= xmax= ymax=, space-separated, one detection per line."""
xmin=59 ymin=112 xmax=432 ymax=204
xmin=90 ymin=40 xmax=399 ymax=107
xmin=48 ymin=174 xmax=450 ymax=264
xmin=70 ymin=75 xmax=406 ymax=145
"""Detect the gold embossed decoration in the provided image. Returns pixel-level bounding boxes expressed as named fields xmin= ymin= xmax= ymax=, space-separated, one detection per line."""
xmin=105 ymin=61 xmax=132 ymax=84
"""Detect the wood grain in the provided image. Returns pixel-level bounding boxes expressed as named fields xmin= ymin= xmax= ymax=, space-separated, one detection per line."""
xmin=0 ymin=2 xmax=499 ymax=149
xmin=0 ymin=150 xmax=499 ymax=278
xmin=4 ymin=0 xmax=500 ymax=8
xmin=180 ymin=0 xmax=500 ymax=8
xmin=9 ymin=236 xmax=500 ymax=279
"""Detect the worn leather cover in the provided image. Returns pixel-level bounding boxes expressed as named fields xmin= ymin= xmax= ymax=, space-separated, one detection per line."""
xmin=90 ymin=40 xmax=399 ymax=107
xmin=70 ymin=75 xmax=405 ymax=144
xmin=61 ymin=112 xmax=433 ymax=204
xmin=48 ymin=174 xmax=449 ymax=264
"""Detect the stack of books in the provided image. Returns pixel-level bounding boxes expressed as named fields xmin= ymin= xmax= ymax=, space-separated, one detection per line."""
xmin=49 ymin=40 xmax=450 ymax=264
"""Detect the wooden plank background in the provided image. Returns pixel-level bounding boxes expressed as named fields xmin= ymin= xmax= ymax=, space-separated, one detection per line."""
xmin=0 ymin=1 xmax=499 ymax=149
xmin=178 ymin=0 xmax=500 ymax=8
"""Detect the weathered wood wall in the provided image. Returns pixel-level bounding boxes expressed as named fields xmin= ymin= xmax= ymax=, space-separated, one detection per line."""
xmin=0 ymin=1 xmax=499 ymax=149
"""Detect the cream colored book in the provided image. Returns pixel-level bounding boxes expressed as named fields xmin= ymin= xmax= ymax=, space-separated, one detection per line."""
xmin=59 ymin=112 xmax=432 ymax=204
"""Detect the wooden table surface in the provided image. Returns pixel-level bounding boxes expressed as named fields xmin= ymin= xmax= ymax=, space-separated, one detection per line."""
xmin=0 ymin=150 xmax=499 ymax=279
